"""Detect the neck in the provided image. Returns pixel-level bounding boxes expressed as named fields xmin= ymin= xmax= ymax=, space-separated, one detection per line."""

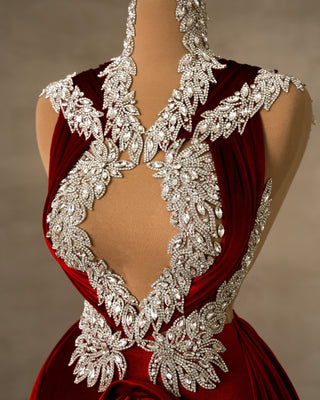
xmin=132 ymin=0 xmax=186 ymax=65
xmin=122 ymin=0 xmax=210 ymax=67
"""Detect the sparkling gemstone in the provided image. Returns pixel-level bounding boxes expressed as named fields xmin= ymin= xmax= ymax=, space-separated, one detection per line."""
xmin=95 ymin=184 xmax=104 ymax=194
xmin=199 ymin=121 xmax=208 ymax=133
xmin=183 ymin=212 xmax=190 ymax=224
xmin=151 ymin=308 xmax=157 ymax=320
xmin=190 ymin=170 xmax=198 ymax=180
xmin=147 ymin=140 xmax=154 ymax=152
xmin=123 ymin=131 xmax=131 ymax=141
xmin=229 ymin=111 xmax=237 ymax=120
xmin=164 ymin=294 xmax=171 ymax=307
xmin=217 ymin=224 xmax=225 ymax=238
xmin=215 ymin=206 xmax=223 ymax=219
xmin=214 ymin=241 xmax=221 ymax=253
xmin=55 ymin=224 xmax=62 ymax=233
xmin=181 ymin=172 xmax=190 ymax=183
xmin=108 ymin=108 xmax=117 ymax=118
xmin=186 ymin=86 xmax=194 ymax=97
xmin=197 ymin=203 xmax=205 ymax=215
xmin=170 ymin=115 xmax=177 ymax=125
xmin=180 ymin=105 xmax=188 ymax=116
xmin=166 ymin=152 xmax=174 ymax=163
xmin=82 ymin=188 xmax=89 ymax=199
xmin=162 ymin=185 xmax=169 ymax=197
xmin=241 ymin=85 xmax=249 ymax=97
xmin=126 ymin=314 xmax=133 ymax=325
xmin=131 ymin=141 xmax=138 ymax=152
xmin=173 ymin=89 xmax=182 ymax=100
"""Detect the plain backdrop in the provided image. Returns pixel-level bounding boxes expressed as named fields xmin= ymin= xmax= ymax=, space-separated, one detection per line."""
xmin=1 ymin=1 xmax=319 ymax=399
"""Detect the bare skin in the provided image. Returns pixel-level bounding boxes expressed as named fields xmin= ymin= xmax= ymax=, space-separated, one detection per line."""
xmin=36 ymin=0 xmax=312 ymax=324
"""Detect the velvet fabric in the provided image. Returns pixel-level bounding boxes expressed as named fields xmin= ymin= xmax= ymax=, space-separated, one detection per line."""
xmin=30 ymin=59 xmax=300 ymax=399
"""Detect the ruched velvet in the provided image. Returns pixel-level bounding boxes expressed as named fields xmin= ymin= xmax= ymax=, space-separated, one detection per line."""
xmin=30 ymin=59 xmax=300 ymax=399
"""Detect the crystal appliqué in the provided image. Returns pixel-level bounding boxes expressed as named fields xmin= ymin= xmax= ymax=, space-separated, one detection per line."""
xmin=70 ymin=178 xmax=272 ymax=397
xmin=68 ymin=300 xmax=134 ymax=392
xmin=193 ymin=69 xmax=305 ymax=143
xmin=98 ymin=0 xmax=225 ymax=164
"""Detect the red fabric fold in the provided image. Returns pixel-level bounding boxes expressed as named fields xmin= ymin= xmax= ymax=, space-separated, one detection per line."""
xmin=99 ymin=380 xmax=180 ymax=400
xmin=233 ymin=312 xmax=300 ymax=399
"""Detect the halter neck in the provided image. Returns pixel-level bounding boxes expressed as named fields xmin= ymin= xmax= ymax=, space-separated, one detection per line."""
xmin=98 ymin=0 xmax=225 ymax=164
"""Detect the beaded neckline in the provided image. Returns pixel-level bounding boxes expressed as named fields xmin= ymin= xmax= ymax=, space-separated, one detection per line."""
xmin=98 ymin=0 xmax=225 ymax=164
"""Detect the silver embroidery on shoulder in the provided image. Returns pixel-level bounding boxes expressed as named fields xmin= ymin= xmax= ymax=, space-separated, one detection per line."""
xmin=69 ymin=178 xmax=272 ymax=397
xmin=40 ymin=72 xmax=76 ymax=113
xmin=40 ymin=74 xmax=104 ymax=141
xmin=193 ymin=69 xmax=305 ymax=143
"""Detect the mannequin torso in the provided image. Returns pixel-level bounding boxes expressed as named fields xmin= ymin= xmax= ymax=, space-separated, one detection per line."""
xmin=36 ymin=0 xmax=312 ymax=323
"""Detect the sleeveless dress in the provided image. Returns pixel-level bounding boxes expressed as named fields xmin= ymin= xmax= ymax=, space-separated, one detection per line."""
xmin=29 ymin=56 xmax=305 ymax=400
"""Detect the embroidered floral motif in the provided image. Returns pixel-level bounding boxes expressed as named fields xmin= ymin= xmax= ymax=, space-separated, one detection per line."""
xmin=44 ymin=0 xmax=225 ymax=343
xmin=68 ymin=300 xmax=134 ymax=392
xmin=46 ymin=139 xmax=135 ymax=271
xmin=98 ymin=0 xmax=225 ymax=164
xmin=40 ymin=72 xmax=76 ymax=113
xmin=142 ymin=310 xmax=228 ymax=396
xmin=140 ymin=138 xmax=222 ymax=334
xmin=193 ymin=69 xmax=305 ymax=143
xmin=70 ymin=178 xmax=272 ymax=397
xmin=45 ymin=129 xmax=223 ymax=339
xmin=40 ymin=74 xmax=104 ymax=141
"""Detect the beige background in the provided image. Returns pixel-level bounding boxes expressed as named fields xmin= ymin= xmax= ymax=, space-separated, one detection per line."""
xmin=1 ymin=1 xmax=319 ymax=399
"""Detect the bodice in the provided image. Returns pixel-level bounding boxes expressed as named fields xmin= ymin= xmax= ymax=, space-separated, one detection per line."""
xmin=40 ymin=56 xmax=304 ymax=397
xmin=34 ymin=0 xmax=307 ymax=397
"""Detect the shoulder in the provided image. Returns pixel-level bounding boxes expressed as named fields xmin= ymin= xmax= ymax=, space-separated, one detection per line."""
xmin=36 ymin=61 xmax=110 ymax=175
xmin=214 ymin=57 xmax=313 ymax=196
xmin=217 ymin=57 xmax=312 ymax=154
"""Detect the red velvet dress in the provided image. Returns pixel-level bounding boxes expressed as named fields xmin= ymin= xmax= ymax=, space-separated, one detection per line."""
xmin=30 ymin=58 xmax=302 ymax=400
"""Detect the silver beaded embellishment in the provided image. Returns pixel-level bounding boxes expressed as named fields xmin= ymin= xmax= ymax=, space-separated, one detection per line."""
xmin=98 ymin=0 xmax=225 ymax=164
xmin=69 ymin=178 xmax=272 ymax=396
xmin=193 ymin=68 xmax=305 ymax=143
xmin=68 ymin=300 xmax=134 ymax=392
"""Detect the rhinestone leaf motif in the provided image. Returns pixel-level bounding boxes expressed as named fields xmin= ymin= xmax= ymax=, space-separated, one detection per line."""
xmin=193 ymin=69 xmax=305 ymax=143
xmin=70 ymin=178 xmax=272 ymax=397
xmin=98 ymin=0 xmax=225 ymax=163
xmin=68 ymin=300 xmax=134 ymax=392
